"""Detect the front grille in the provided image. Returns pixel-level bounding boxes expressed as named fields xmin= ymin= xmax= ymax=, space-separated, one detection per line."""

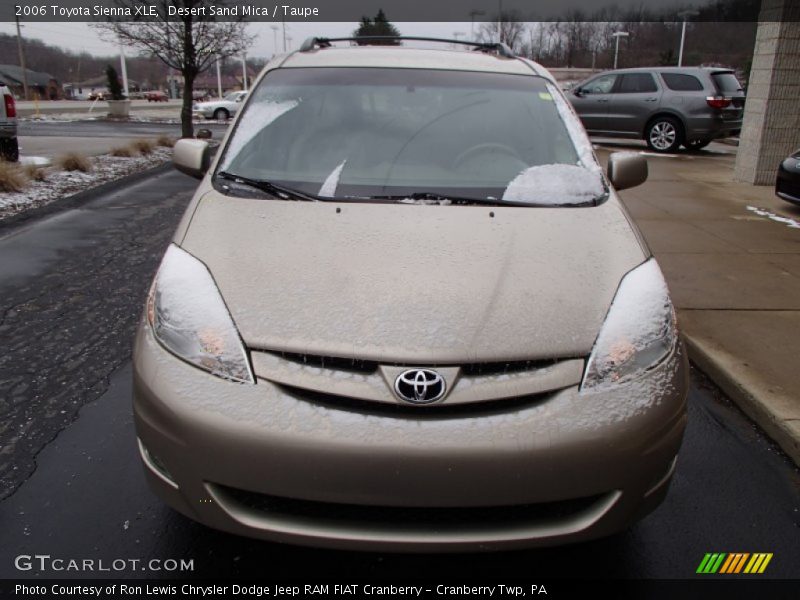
xmin=271 ymin=351 xmax=560 ymax=377
xmin=276 ymin=382 xmax=556 ymax=418
xmin=213 ymin=484 xmax=606 ymax=531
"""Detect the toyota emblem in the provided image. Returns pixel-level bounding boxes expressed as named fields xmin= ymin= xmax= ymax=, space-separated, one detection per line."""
xmin=394 ymin=369 xmax=446 ymax=404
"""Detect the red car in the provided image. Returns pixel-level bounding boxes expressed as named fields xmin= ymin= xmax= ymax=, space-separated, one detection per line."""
xmin=145 ymin=91 xmax=168 ymax=102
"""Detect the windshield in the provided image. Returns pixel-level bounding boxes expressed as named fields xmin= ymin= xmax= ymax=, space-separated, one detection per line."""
xmin=217 ymin=67 xmax=601 ymax=204
xmin=224 ymin=92 xmax=243 ymax=102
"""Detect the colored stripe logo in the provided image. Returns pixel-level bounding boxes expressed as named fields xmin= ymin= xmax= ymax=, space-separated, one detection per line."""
xmin=697 ymin=553 xmax=773 ymax=574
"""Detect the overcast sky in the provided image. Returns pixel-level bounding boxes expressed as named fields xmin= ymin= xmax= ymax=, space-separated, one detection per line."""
xmin=0 ymin=21 xmax=483 ymax=59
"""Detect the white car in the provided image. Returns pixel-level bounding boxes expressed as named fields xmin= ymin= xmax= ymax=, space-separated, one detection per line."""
xmin=192 ymin=91 xmax=247 ymax=120
xmin=0 ymin=81 xmax=18 ymax=161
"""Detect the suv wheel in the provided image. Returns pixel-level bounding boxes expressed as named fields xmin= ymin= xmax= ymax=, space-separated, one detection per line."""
xmin=646 ymin=117 xmax=683 ymax=153
xmin=0 ymin=137 xmax=19 ymax=162
xmin=684 ymin=139 xmax=711 ymax=151
xmin=213 ymin=108 xmax=230 ymax=120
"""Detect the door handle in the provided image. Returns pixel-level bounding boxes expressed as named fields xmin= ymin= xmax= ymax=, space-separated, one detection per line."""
xmin=597 ymin=98 xmax=609 ymax=103
xmin=644 ymin=98 xmax=658 ymax=102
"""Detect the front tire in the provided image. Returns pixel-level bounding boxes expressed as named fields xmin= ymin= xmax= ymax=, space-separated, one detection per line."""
xmin=213 ymin=108 xmax=230 ymax=121
xmin=645 ymin=117 xmax=683 ymax=153
xmin=0 ymin=137 xmax=19 ymax=162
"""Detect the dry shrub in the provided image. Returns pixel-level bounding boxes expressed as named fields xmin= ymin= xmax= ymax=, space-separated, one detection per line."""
xmin=23 ymin=163 xmax=47 ymax=182
xmin=131 ymin=139 xmax=155 ymax=155
xmin=155 ymin=135 xmax=175 ymax=148
xmin=57 ymin=152 xmax=92 ymax=172
xmin=0 ymin=160 xmax=28 ymax=192
xmin=110 ymin=145 xmax=134 ymax=158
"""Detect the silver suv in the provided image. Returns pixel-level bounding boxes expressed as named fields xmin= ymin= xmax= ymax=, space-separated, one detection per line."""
xmin=0 ymin=81 xmax=18 ymax=162
xmin=569 ymin=67 xmax=745 ymax=152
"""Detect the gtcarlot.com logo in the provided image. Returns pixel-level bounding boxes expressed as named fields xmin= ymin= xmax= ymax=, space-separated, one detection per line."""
xmin=14 ymin=554 xmax=194 ymax=573
xmin=696 ymin=552 xmax=773 ymax=575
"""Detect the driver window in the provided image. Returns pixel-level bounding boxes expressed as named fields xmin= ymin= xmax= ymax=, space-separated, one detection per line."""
xmin=583 ymin=74 xmax=617 ymax=94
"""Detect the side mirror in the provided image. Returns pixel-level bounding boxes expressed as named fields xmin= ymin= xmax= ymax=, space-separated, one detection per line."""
xmin=173 ymin=139 xmax=211 ymax=179
xmin=607 ymin=152 xmax=648 ymax=191
xmin=573 ymin=87 xmax=584 ymax=97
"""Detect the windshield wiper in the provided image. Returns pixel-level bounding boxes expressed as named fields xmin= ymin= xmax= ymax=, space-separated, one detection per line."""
xmin=216 ymin=171 xmax=321 ymax=201
xmin=365 ymin=192 xmax=506 ymax=206
xmin=364 ymin=192 xmax=600 ymax=207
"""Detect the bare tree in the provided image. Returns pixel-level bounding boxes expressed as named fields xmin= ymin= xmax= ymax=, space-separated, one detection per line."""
xmin=94 ymin=0 xmax=253 ymax=138
xmin=477 ymin=11 xmax=527 ymax=53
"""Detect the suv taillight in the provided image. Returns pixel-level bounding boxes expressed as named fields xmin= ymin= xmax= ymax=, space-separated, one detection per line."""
xmin=3 ymin=93 xmax=15 ymax=118
xmin=706 ymin=96 xmax=731 ymax=109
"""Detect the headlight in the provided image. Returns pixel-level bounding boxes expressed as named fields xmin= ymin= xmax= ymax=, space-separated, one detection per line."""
xmin=147 ymin=244 xmax=254 ymax=384
xmin=581 ymin=259 xmax=677 ymax=390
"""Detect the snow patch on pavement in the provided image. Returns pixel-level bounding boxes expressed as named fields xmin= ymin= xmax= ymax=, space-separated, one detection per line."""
xmin=746 ymin=205 xmax=800 ymax=229
xmin=0 ymin=147 xmax=171 ymax=221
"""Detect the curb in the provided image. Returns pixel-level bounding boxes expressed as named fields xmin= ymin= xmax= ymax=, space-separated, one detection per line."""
xmin=683 ymin=333 xmax=800 ymax=467
xmin=0 ymin=161 xmax=173 ymax=233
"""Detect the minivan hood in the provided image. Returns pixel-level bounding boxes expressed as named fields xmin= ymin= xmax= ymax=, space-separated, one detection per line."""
xmin=180 ymin=192 xmax=647 ymax=363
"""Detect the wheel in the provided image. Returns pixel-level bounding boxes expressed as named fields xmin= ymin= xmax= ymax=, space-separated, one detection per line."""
xmin=684 ymin=139 xmax=711 ymax=151
xmin=0 ymin=138 xmax=19 ymax=162
xmin=213 ymin=108 xmax=230 ymax=121
xmin=645 ymin=117 xmax=683 ymax=153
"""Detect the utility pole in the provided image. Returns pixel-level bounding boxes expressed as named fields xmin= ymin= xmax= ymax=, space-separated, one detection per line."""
xmin=282 ymin=15 xmax=287 ymax=52
xmin=241 ymin=54 xmax=248 ymax=91
xmin=469 ymin=9 xmax=485 ymax=41
xmin=14 ymin=15 xmax=29 ymax=101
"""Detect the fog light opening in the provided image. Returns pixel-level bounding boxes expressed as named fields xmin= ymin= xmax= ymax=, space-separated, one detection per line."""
xmin=645 ymin=455 xmax=678 ymax=497
xmin=137 ymin=439 xmax=178 ymax=489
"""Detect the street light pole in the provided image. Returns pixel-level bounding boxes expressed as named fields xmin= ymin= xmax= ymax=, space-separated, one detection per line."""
xmin=241 ymin=54 xmax=248 ymax=91
xmin=677 ymin=10 xmax=699 ymax=67
xmin=119 ymin=44 xmax=129 ymax=97
xmin=469 ymin=9 xmax=485 ymax=41
xmin=612 ymin=31 xmax=629 ymax=70
xmin=216 ymin=57 xmax=222 ymax=99
xmin=270 ymin=25 xmax=279 ymax=56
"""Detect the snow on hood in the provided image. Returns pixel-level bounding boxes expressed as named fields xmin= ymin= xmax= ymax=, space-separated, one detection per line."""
xmin=502 ymin=163 xmax=605 ymax=205
xmin=219 ymin=99 xmax=300 ymax=170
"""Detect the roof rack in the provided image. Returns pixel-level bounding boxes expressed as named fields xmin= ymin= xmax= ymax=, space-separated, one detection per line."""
xmin=298 ymin=36 xmax=516 ymax=59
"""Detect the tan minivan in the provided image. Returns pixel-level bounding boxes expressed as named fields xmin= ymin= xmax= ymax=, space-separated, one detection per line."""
xmin=133 ymin=37 xmax=688 ymax=551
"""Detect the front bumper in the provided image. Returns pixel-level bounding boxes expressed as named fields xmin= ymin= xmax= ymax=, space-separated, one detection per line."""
xmin=133 ymin=321 xmax=688 ymax=551
xmin=776 ymin=159 xmax=800 ymax=205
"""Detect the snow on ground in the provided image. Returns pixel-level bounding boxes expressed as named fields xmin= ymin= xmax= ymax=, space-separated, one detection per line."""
xmin=21 ymin=113 xmax=229 ymax=125
xmin=0 ymin=148 xmax=171 ymax=222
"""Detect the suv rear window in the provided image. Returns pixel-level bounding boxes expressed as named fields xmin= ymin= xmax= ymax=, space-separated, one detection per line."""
xmin=617 ymin=73 xmax=658 ymax=93
xmin=218 ymin=67 xmax=603 ymax=205
xmin=711 ymin=72 xmax=743 ymax=94
xmin=661 ymin=73 xmax=704 ymax=91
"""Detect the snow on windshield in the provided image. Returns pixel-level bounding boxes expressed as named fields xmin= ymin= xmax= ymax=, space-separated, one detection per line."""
xmin=502 ymin=164 xmax=604 ymax=205
xmin=219 ymin=99 xmax=300 ymax=170
xmin=318 ymin=160 xmax=347 ymax=198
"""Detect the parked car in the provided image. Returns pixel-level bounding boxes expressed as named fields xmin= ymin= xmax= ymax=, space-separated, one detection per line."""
xmin=135 ymin=38 xmax=688 ymax=551
xmin=776 ymin=149 xmax=800 ymax=206
xmin=569 ymin=67 xmax=745 ymax=152
xmin=0 ymin=81 xmax=18 ymax=162
xmin=192 ymin=90 xmax=247 ymax=120
xmin=144 ymin=90 xmax=168 ymax=102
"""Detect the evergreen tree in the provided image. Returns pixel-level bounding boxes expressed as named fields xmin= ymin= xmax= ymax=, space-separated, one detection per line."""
xmin=353 ymin=10 xmax=401 ymax=45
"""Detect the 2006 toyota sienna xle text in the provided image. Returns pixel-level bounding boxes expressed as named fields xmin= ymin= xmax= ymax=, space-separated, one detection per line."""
xmin=133 ymin=38 xmax=688 ymax=551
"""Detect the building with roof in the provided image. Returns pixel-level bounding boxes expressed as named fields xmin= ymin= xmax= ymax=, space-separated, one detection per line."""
xmin=0 ymin=65 xmax=61 ymax=100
